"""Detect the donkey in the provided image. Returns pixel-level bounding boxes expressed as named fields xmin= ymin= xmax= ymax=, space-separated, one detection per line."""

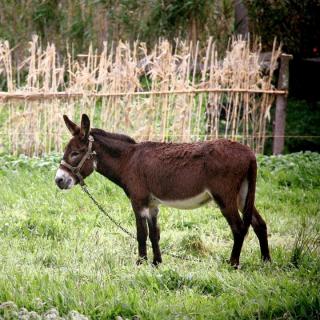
xmin=55 ymin=114 xmax=271 ymax=267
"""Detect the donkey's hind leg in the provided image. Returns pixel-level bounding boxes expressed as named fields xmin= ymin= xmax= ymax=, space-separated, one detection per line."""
xmin=252 ymin=206 xmax=271 ymax=262
xmin=147 ymin=207 xmax=162 ymax=266
xmin=220 ymin=203 xmax=248 ymax=268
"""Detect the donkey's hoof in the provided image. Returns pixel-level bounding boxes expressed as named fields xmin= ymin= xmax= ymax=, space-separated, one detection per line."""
xmin=229 ymin=262 xmax=241 ymax=270
xmin=152 ymin=258 xmax=162 ymax=267
xmin=262 ymin=256 xmax=272 ymax=263
xmin=229 ymin=259 xmax=240 ymax=269
xmin=136 ymin=257 xmax=147 ymax=265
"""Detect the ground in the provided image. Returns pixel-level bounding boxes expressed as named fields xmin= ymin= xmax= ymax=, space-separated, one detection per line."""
xmin=0 ymin=152 xmax=319 ymax=319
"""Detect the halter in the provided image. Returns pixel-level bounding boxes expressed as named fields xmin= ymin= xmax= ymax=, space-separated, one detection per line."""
xmin=60 ymin=135 xmax=96 ymax=186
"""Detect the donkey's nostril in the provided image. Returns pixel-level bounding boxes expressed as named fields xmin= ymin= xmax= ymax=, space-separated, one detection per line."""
xmin=55 ymin=177 xmax=63 ymax=186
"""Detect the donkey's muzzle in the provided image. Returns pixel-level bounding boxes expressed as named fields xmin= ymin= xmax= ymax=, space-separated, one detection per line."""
xmin=55 ymin=176 xmax=73 ymax=189
xmin=55 ymin=177 xmax=65 ymax=189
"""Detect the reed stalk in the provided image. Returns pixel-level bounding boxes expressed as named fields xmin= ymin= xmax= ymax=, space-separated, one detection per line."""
xmin=0 ymin=36 xmax=281 ymax=155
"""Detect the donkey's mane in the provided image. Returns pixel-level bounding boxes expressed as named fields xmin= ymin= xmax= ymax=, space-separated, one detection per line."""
xmin=91 ymin=128 xmax=136 ymax=144
xmin=91 ymin=128 xmax=136 ymax=158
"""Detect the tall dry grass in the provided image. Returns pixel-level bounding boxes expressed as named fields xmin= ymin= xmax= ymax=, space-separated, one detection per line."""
xmin=0 ymin=36 xmax=281 ymax=155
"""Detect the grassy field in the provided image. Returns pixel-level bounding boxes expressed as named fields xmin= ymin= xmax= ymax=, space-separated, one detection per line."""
xmin=0 ymin=152 xmax=319 ymax=319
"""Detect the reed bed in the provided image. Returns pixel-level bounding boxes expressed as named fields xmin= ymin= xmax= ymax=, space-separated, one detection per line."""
xmin=0 ymin=36 xmax=281 ymax=155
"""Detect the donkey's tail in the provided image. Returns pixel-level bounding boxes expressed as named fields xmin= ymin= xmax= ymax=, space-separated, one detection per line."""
xmin=242 ymin=158 xmax=257 ymax=232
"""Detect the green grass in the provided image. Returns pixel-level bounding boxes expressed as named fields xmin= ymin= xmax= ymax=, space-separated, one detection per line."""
xmin=0 ymin=153 xmax=319 ymax=319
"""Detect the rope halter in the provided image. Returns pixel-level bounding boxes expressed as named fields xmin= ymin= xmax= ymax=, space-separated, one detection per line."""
xmin=60 ymin=135 xmax=96 ymax=186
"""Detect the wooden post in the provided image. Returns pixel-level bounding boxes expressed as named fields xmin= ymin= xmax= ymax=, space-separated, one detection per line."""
xmin=273 ymin=54 xmax=293 ymax=155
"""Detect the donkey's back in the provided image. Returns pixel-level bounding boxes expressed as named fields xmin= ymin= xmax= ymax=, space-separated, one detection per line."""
xmin=127 ymin=139 xmax=256 ymax=208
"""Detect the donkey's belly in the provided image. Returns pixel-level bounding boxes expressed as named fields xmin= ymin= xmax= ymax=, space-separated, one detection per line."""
xmin=150 ymin=190 xmax=212 ymax=210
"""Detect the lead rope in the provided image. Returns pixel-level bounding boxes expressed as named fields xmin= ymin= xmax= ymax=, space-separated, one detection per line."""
xmin=80 ymin=184 xmax=202 ymax=263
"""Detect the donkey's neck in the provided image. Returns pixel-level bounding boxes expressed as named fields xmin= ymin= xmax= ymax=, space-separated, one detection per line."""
xmin=92 ymin=134 xmax=133 ymax=193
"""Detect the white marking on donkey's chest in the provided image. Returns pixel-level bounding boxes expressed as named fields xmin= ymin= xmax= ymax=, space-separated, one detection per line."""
xmin=150 ymin=190 xmax=212 ymax=210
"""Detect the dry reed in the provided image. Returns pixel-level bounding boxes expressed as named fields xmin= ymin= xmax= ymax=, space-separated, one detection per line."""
xmin=0 ymin=36 xmax=282 ymax=155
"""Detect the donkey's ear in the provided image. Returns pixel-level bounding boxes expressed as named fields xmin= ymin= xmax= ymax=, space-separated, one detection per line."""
xmin=80 ymin=114 xmax=90 ymax=141
xmin=63 ymin=115 xmax=80 ymax=136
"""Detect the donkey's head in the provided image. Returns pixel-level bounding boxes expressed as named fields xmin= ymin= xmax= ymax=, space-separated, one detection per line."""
xmin=55 ymin=114 xmax=96 ymax=189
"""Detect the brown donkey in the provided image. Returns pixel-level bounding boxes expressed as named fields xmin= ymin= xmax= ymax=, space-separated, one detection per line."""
xmin=55 ymin=114 xmax=271 ymax=267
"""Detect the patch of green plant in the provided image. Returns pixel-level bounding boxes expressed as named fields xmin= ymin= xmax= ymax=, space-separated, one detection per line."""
xmin=257 ymin=151 xmax=320 ymax=188
xmin=290 ymin=223 xmax=320 ymax=269
xmin=0 ymin=153 xmax=61 ymax=171
xmin=0 ymin=152 xmax=319 ymax=319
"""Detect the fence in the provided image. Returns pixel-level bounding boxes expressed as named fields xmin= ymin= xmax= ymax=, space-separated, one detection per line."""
xmin=0 ymin=36 xmax=283 ymax=155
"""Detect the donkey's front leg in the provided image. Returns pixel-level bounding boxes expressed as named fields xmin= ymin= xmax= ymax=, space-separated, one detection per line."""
xmin=132 ymin=202 xmax=149 ymax=264
xmin=147 ymin=207 xmax=162 ymax=266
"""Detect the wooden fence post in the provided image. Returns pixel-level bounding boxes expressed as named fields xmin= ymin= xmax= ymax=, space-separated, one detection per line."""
xmin=273 ymin=53 xmax=293 ymax=155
